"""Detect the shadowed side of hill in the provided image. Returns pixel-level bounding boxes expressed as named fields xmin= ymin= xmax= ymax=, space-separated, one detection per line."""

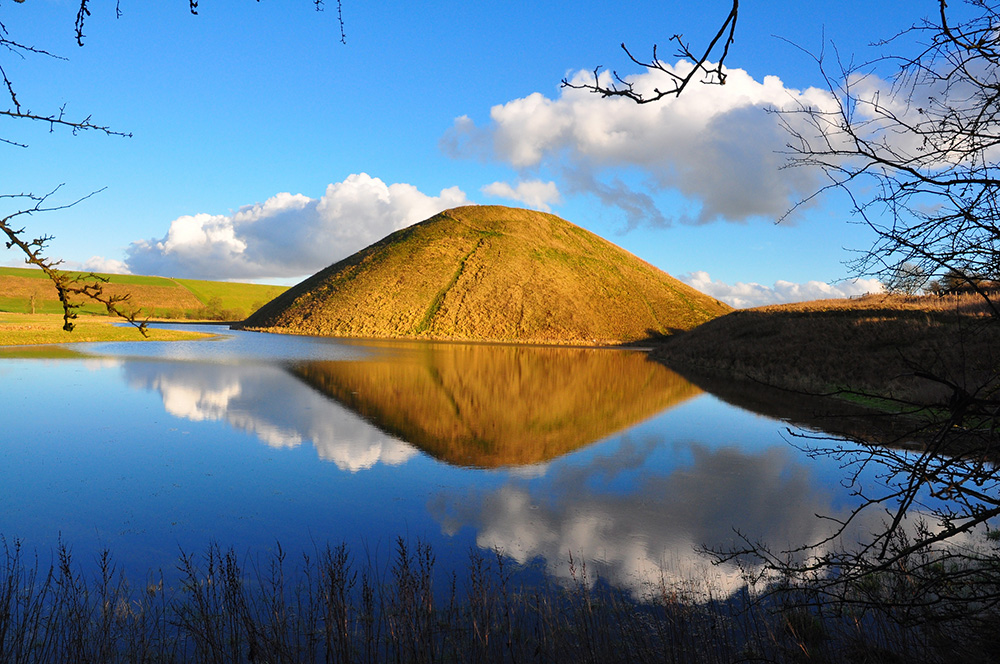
xmin=238 ymin=206 xmax=730 ymax=345
xmin=290 ymin=342 xmax=702 ymax=468
xmin=653 ymin=294 xmax=1000 ymax=407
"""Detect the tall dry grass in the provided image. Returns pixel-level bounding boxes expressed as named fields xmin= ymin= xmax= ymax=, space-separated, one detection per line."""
xmin=0 ymin=535 xmax=994 ymax=663
xmin=753 ymin=291 xmax=997 ymax=316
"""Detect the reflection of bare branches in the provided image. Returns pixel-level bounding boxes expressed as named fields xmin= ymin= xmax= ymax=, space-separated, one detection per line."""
xmin=562 ymin=1 xmax=738 ymax=102
xmin=707 ymin=371 xmax=1000 ymax=623
xmin=1 ymin=188 xmax=147 ymax=334
xmin=660 ymin=293 xmax=1000 ymax=618
xmin=689 ymin=302 xmax=1000 ymax=618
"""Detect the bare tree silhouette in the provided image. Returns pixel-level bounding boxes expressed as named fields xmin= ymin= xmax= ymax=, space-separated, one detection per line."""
xmin=732 ymin=0 xmax=1000 ymax=623
xmin=2 ymin=1 xmax=343 ymax=333
xmin=578 ymin=0 xmax=1000 ymax=624
xmin=563 ymin=0 xmax=738 ymax=102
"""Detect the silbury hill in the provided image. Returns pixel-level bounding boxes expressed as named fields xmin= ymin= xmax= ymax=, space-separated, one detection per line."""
xmin=239 ymin=206 xmax=731 ymax=345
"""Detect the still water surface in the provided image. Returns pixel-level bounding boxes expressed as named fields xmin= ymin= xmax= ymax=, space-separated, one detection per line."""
xmin=0 ymin=324 xmax=877 ymax=596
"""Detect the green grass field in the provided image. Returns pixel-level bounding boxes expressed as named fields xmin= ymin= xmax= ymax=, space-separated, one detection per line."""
xmin=170 ymin=277 xmax=286 ymax=317
xmin=0 ymin=267 xmax=287 ymax=320
xmin=0 ymin=312 xmax=213 ymax=347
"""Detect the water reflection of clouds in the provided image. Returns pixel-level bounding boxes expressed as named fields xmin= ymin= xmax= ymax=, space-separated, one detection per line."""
xmin=124 ymin=361 xmax=418 ymax=472
xmin=83 ymin=358 xmax=126 ymax=371
xmin=430 ymin=438 xmax=882 ymax=597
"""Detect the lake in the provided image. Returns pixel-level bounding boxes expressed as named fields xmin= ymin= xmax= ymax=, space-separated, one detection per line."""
xmin=0 ymin=324 xmax=886 ymax=598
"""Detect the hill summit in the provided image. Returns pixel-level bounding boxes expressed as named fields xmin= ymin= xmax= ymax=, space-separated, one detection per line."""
xmin=239 ymin=206 xmax=730 ymax=344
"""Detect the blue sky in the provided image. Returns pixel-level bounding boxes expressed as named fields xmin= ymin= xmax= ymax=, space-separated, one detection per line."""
xmin=3 ymin=0 xmax=937 ymax=306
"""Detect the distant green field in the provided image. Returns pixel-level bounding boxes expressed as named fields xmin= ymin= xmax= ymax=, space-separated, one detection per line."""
xmin=0 ymin=267 xmax=178 ymax=286
xmin=0 ymin=267 xmax=288 ymax=321
xmin=171 ymin=277 xmax=286 ymax=313
xmin=0 ymin=312 xmax=212 ymax=346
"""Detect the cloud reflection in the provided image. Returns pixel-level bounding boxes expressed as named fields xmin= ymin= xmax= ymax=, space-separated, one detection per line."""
xmin=124 ymin=361 xmax=418 ymax=472
xmin=429 ymin=438 xmax=881 ymax=597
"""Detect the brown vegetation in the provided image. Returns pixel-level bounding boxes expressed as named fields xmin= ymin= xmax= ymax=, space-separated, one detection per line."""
xmin=239 ymin=206 xmax=731 ymax=345
xmin=1 ymin=537 xmax=986 ymax=664
xmin=653 ymin=292 xmax=999 ymax=408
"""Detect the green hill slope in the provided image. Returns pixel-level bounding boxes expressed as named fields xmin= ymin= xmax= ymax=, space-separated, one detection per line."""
xmin=0 ymin=267 xmax=286 ymax=320
xmin=240 ymin=206 xmax=731 ymax=344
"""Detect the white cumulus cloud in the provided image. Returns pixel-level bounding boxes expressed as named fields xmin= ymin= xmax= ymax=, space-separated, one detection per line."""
xmin=125 ymin=173 xmax=470 ymax=281
xmin=481 ymin=179 xmax=561 ymax=211
xmin=80 ymin=256 xmax=132 ymax=274
xmin=442 ymin=62 xmax=839 ymax=228
xmin=681 ymin=270 xmax=884 ymax=308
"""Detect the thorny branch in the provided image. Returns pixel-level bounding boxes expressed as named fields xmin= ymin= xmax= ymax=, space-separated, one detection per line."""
xmin=1 ymin=188 xmax=148 ymax=334
xmin=71 ymin=0 xmax=345 ymax=46
xmin=562 ymin=0 xmax=738 ymax=102
xmin=3 ymin=1 xmax=345 ymax=335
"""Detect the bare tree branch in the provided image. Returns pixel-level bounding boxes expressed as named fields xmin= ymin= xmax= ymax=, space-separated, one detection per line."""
xmin=3 ymin=1 xmax=346 ymax=335
xmin=667 ymin=0 xmax=1000 ymax=624
xmin=778 ymin=1 xmax=1000 ymax=313
xmin=1 ymin=187 xmax=148 ymax=334
xmin=562 ymin=0 xmax=738 ymax=103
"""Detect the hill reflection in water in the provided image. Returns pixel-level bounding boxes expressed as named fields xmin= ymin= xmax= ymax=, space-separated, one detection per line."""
xmin=291 ymin=342 xmax=702 ymax=468
xmin=0 ymin=330 xmax=898 ymax=601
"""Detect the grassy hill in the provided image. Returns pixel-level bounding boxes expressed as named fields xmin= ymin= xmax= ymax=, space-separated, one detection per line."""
xmin=240 ymin=205 xmax=731 ymax=345
xmin=292 ymin=342 xmax=701 ymax=467
xmin=0 ymin=267 xmax=287 ymax=321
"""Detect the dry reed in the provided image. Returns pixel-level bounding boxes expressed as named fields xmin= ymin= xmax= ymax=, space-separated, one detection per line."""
xmin=0 ymin=535 xmax=994 ymax=663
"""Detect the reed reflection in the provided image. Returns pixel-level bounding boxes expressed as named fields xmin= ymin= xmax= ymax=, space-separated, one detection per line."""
xmin=291 ymin=343 xmax=702 ymax=468
xmin=124 ymin=361 xmax=417 ymax=471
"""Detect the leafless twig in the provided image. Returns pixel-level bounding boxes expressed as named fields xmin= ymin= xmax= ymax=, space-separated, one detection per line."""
xmin=562 ymin=0 xmax=738 ymax=103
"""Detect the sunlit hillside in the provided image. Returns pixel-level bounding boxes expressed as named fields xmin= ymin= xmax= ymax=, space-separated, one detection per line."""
xmin=240 ymin=206 xmax=731 ymax=345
